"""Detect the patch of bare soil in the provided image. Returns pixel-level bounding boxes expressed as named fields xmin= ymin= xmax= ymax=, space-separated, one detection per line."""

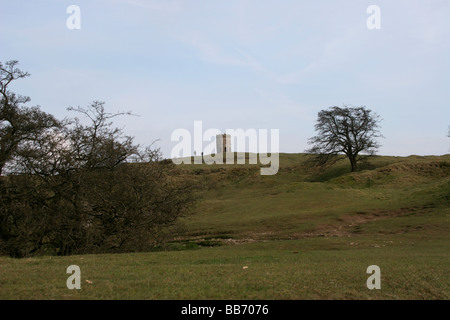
xmin=292 ymin=205 xmax=434 ymax=239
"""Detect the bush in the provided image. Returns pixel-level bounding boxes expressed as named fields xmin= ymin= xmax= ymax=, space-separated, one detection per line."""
xmin=0 ymin=102 xmax=196 ymax=257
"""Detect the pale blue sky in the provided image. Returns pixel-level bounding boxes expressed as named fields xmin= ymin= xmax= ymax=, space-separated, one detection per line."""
xmin=1 ymin=0 xmax=449 ymax=157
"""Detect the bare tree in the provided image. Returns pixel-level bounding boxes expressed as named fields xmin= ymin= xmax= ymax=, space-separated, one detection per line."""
xmin=306 ymin=105 xmax=382 ymax=172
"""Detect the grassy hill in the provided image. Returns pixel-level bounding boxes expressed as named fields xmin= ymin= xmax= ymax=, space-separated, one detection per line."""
xmin=0 ymin=153 xmax=449 ymax=299
xmin=176 ymin=153 xmax=449 ymax=243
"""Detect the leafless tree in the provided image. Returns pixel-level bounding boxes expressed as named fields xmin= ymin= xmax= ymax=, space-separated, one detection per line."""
xmin=306 ymin=105 xmax=382 ymax=172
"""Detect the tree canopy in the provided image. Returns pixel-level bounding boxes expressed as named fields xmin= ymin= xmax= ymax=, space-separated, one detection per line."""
xmin=0 ymin=60 xmax=60 ymax=175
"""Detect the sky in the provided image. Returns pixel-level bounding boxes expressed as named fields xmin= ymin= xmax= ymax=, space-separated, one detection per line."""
xmin=1 ymin=0 xmax=449 ymax=158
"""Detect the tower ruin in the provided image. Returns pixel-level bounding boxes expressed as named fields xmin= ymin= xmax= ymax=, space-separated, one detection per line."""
xmin=216 ymin=133 xmax=231 ymax=154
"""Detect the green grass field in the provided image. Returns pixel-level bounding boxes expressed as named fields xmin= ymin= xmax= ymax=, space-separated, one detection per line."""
xmin=1 ymin=153 xmax=449 ymax=299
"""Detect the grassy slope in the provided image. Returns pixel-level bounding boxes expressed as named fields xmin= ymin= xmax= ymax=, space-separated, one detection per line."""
xmin=179 ymin=154 xmax=450 ymax=241
xmin=0 ymin=153 xmax=449 ymax=299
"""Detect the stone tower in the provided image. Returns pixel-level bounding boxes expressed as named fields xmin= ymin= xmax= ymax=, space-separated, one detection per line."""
xmin=216 ymin=133 xmax=231 ymax=154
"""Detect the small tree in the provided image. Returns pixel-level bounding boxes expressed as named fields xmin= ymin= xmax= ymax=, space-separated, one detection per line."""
xmin=306 ymin=105 xmax=382 ymax=172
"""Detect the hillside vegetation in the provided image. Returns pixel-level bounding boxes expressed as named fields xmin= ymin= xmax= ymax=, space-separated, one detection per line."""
xmin=0 ymin=153 xmax=449 ymax=299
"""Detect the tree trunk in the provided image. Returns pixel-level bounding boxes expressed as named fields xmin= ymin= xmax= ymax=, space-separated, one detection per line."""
xmin=349 ymin=155 xmax=357 ymax=172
